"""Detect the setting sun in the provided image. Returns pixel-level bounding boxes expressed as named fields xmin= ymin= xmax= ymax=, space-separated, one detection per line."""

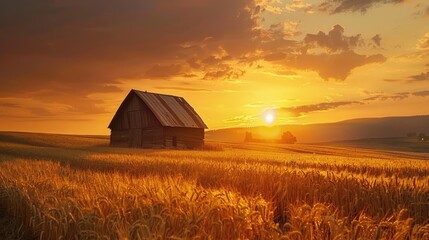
xmin=264 ymin=112 xmax=275 ymax=125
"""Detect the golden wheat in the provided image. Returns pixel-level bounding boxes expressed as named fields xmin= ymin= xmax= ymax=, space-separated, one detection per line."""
xmin=0 ymin=132 xmax=428 ymax=239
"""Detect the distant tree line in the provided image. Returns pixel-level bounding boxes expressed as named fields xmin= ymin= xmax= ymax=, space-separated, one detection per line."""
xmin=244 ymin=131 xmax=297 ymax=144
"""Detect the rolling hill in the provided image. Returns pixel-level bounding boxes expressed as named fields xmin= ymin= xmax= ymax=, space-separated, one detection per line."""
xmin=206 ymin=115 xmax=429 ymax=143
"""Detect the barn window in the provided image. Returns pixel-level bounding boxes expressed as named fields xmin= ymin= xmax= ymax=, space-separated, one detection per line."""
xmin=172 ymin=136 xmax=177 ymax=147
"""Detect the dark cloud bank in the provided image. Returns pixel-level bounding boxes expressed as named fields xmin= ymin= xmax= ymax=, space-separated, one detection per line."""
xmin=0 ymin=0 xmax=389 ymax=117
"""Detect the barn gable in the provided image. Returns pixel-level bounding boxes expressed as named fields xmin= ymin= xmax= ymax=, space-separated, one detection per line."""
xmin=108 ymin=91 xmax=161 ymax=130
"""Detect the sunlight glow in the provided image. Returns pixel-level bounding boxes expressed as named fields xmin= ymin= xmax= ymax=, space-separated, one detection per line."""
xmin=264 ymin=112 xmax=275 ymax=125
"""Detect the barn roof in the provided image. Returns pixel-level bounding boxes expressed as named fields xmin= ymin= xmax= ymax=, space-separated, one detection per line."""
xmin=109 ymin=89 xmax=208 ymax=129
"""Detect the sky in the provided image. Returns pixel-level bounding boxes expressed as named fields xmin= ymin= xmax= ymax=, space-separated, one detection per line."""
xmin=0 ymin=0 xmax=428 ymax=134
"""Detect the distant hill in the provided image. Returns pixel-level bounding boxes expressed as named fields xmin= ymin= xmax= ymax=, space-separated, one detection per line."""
xmin=206 ymin=115 xmax=429 ymax=143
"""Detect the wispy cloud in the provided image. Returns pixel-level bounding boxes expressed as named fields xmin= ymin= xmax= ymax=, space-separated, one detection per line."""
xmin=276 ymin=101 xmax=361 ymax=117
xmin=318 ymin=0 xmax=406 ymax=14
xmin=384 ymin=70 xmax=429 ymax=83
xmin=413 ymin=90 xmax=429 ymax=97
xmin=417 ymin=32 xmax=429 ymax=49
xmin=285 ymin=0 xmax=314 ymax=13
xmin=363 ymin=90 xmax=429 ymax=101
xmin=223 ymin=115 xmax=258 ymax=125
xmin=408 ymin=71 xmax=429 ymax=82
xmin=364 ymin=92 xmax=410 ymax=101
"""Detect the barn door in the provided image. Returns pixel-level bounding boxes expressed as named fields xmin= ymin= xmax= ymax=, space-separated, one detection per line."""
xmin=128 ymin=111 xmax=142 ymax=147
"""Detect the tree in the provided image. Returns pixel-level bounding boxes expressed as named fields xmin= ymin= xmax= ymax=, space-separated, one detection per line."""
xmin=281 ymin=131 xmax=297 ymax=144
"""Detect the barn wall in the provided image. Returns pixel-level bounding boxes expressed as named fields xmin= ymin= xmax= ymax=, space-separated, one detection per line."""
xmin=110 ymin=94 xmax=162 ymax=147
xmin=110 ymin=95 xmax=161 ymax=131
xmin=164 ymin=127 xmax=204 ymax=148
xmin=112 ymin=127 xmax=204 ymax=149
xmin=142 ymin=127 xmax=165 ymax=148
xmin=110 ymin=130 xmax=129 ymax=147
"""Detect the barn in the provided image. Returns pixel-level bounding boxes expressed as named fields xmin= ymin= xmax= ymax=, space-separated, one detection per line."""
xmin=108 ymin=89 xmax=207 ymax=148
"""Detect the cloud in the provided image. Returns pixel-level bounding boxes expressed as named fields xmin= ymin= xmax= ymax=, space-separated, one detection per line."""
xmin=265 ymin=5 xmax=283 ymax=14
xmin=384 ymin=70 xmax=429 ymax=83
xmin=274 ymin=70 xmax=298 ymax=76
xmin=285 ymin=0 xmax=314 ymax=13
xmin=364 ymin=92 xmax=410 ymax=101
xmin=264 ymin=52 xmax=287 ymax=61
xmin=417 ymin=32 xmax=429 ymax=49
xmin=318 ymin=0 xmax=406 ymax=14
xmin=408 ymin=71 xmax=429 ymax=82
xmin=263 ymin=25 xmax=386 ymax=80
xmin=283 ymin=21 xmax=301 ymax=37
xmin=413 ymin=90 xmax=429 ymax=97
xmin=277 ymin=101 xmax=361 ymax=117
xmin=244 ymin=102 xmax=271 ymax=108
xmin=383 ymin=79 xmax=402 ymax=82
xmin=371 ymin=34 xmax=382 ymax=47
xmin=223 ymin=115 xmax=257 ymax=124
xmin=303 ymin=25 xmax=363 ymax=53
xmin=284 ymin=51 xmax=386 ymax=80
xmin=363 ymin=90 xmax=429 ymax=101
xmin=203 ymin=65 xmax=245 ymax=80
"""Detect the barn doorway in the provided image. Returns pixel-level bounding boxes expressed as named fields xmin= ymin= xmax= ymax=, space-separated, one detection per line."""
xmin=172 ymin=136 xmax=177 ymax=147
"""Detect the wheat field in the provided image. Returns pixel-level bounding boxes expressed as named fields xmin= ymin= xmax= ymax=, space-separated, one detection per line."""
xmin=0 ymin=132 xmax=428 ymax=239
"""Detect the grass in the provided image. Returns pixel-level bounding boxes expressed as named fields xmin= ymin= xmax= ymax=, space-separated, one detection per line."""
xmin=0 ymin=132 xmax=429 ymax=239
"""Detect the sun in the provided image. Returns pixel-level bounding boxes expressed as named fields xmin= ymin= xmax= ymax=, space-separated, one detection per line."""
xmin=264 ymin=112 xmax=275 ymax=125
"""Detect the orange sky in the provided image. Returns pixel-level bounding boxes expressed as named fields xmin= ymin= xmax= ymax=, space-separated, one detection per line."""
xmin=0 ymin=0 xmax=428 ymax=134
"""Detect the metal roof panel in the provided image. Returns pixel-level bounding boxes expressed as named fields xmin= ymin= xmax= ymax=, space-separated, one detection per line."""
xmin=132 ymin=90 xmax=207 ymax=128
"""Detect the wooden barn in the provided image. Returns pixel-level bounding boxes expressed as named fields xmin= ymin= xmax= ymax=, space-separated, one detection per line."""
xmin=108 ymin=89 xmax=207 ymax=148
